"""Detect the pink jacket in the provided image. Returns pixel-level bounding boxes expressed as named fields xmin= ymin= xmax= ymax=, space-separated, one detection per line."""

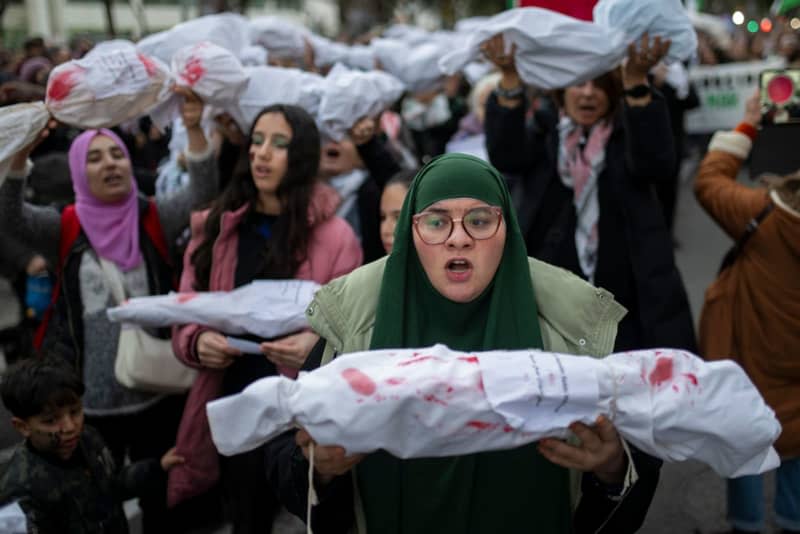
xmin=168 ymin=183 xmax=363 ymax=507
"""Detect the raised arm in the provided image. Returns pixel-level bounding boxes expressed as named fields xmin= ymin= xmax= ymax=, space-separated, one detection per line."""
xmin=155 ymin=87 xmax=220 ymax=246
xmin=694 ymin=92 xmax=770 ymax=240
xmin=0 ymin=124 xmax=62 ymax=268
xmin=621 ymin=34 xmax=677 ymax=184
xmin=482 ymin=35 xmax=538 ymax=174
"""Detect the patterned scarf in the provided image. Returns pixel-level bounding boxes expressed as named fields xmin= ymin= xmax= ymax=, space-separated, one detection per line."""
xmin=557 ymin=115 xmax=613 ymax=282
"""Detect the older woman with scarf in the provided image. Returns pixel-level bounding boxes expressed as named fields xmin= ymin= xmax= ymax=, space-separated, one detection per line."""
xmin=0 ymin=92 xmax=218 ymax=533
xmin=265 ymin=153 xmax=663 ymax=534
xmin=482 ymin=34 xmax=696 ymax=355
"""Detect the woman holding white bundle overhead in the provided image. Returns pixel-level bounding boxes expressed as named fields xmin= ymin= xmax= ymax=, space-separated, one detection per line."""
xmin=0 ymin=92 xmax=218 ymax=532
xmin=264 ymin=153 xmax=662 ymax=534
xmin=483 ymin=32 xmax=696 ymax=355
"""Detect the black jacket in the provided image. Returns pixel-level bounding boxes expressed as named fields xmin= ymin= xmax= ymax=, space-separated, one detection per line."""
xmin=485 ymin=92 xmax=696 ymax=353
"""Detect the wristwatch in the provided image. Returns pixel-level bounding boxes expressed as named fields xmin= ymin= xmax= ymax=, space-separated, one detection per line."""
xmin=623 ymin=84 xmax=651 ymax=98
xmin=494 ymin=83 xmax=525 ymax=100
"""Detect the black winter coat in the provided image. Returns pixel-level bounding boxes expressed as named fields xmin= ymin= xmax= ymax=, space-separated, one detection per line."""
xmin=485 ymin=92 xmax=696 ymax=352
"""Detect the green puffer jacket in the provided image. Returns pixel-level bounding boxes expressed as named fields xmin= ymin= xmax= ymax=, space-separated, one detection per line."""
xmin=305 ymin=256 xmax=634 ymax=534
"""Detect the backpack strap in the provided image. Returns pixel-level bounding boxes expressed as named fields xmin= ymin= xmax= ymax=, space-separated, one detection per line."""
xmin=33 ymin=205 xmax=82 ymax=349
xmin=142 ymin=198 xmax=170 ymax=265
xmin=717 ymin=202 xmax=775 ymax=275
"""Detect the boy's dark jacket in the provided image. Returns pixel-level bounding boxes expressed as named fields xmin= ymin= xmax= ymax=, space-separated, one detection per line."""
xmin=0 ymin=425 xmax=162 ymax=534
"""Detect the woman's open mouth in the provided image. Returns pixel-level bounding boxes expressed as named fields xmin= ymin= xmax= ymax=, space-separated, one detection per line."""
xmin=445 ymin=258 xmax=473 ymax=282
xmin=103 ymin=174 xmax=123 ymax=185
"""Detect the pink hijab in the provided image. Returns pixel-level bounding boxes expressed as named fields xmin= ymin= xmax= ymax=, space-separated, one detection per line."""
xmin=68 ymin=129 xmax=142 ymax=271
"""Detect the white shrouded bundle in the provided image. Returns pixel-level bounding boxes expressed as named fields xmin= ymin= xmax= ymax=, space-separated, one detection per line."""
xmin=593 ymin=0 xmax=698 ymax=64
xmin=84 ymin=39 xmax=137 ymax=59
xmin=150 ymin=41 xmax=249 ymax=131
xmin=107 ymin=280 xmax=319 ymax=340
xmin=136 ymin=13 xmax=249 ymax=65
xmin=308 ymin=35 xmax=351 ymax=69
xmin=248 ymin=16 xmax=309 ymax=62
xmin=0 ymin=502 xmax=26 ymax=534
xmin=45 ymin=49 xmax=170 ymax=128
xmin=0 ymin=102 xmax=50 ymax=185
xmin=227 ymin=66 xmax=325 ymax=133
xmin=372 ymin=38 xmax=448 ymax=94
xmin=207 ymin=344 xmax=781 ymax=479
xmin=239 ymin=45 xmax=269 ymax=67
xmin=316 ymin=64 xmax=405 ymax=142
xmin=439 ymin=8 xmax=628 ymax=90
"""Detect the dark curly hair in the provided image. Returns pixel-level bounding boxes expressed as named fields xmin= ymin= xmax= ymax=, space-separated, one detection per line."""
xmin=191 ymin=104 xmax=321 ymax=289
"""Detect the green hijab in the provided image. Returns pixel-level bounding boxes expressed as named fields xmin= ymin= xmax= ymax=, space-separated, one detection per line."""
xmin=358 ymin=154 xmax=571 ymax=534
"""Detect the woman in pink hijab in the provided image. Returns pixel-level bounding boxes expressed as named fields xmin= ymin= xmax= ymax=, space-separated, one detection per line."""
xmin=0 ymin=92 xmax=219 ymax=533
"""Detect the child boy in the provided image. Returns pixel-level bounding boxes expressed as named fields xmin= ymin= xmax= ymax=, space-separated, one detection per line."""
xmin=0 ymin=357 xmax=184 ymax=533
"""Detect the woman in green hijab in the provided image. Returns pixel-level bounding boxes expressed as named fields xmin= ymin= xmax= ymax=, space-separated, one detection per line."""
xmin=266 ymin=153 xmax=663 ymax=533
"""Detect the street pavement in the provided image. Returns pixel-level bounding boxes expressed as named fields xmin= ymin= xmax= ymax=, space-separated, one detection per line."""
xmin=0 ymin=153 xmax=784 ymax=533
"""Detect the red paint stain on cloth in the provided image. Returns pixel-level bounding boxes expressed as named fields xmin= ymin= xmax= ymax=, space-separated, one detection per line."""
xmin=423 ymin=394 xmax=448 ymax=406
xmin=385 ymin=377 xmax=405 ymax=386
xmin=180 ymin=56 xmax=205 ymax=86
xmin=341 ymin=368 xmax=376 ymax=396
xmin=683 ymin=373 xmax=698 ymax=386
xmin=398 ymin=355 xmax=442 ymax=366
xmin=466 ymin=421 xmax=497 ymax=430
xmin=457 ymin=356 xmax=479 ymax=364
xmin=648 ymin=357 xmax=674 ymax=387
xmin=47 ymin=69 xmax=79 ymax=102
xmin=137 ymin=53 xmax=157 ymax=76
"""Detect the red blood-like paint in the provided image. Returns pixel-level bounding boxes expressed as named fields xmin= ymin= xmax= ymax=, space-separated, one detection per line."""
xmin=47 ymin=69 xmax=79 ymax=102
xmin=672 ymin=384 xmax=679 ymax=392
xmin=423 ymin=394 xmax=447 ymax=406
xmin=477 ymin=377 xmax=485 ymax=392
xmin=177 ymin=293 xmax=198 ymax=303
xmin=398 ymin=356 xmax=441 ymax=366
xmin=503 ymin=425 xmax=514 ymax=433
xmin=341 ymin=368 xmax=376 ymax=396
xmin=457 ymin=356 xmax=479 ymax=364
xmin=683 ymin=373 xmax=698 ymax=386
xmin=466 ymin=421 xmax=497 ymax=430
xmin=181 ymin=56 xmax=206 ymax=86
xmin=446 ymin=386 xmax=454 ymax=393
xmin=137 ymin=53 xmax=157 ymax=77
xmin=385 ymin=377 xmax=405 ymax=386
xmin=648 ymin=357 xmax=674 ymax=387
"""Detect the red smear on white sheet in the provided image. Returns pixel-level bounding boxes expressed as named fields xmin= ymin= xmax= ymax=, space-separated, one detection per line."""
xmin=341 ymin=368 xmax=376 ymax=396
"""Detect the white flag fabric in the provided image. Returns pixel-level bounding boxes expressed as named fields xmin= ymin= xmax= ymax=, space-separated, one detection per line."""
xmin=107 ymin=279 xmax=319 ymax=340
xmin=316 ymin=64 xmax=405 ymax=142
xmin=0 ymin=102 xmax=50 ymax=185
xmin=207 ymin=344 xmax=780 ymax=478
xmin=45 ymin=49 xmax=170 ymax=128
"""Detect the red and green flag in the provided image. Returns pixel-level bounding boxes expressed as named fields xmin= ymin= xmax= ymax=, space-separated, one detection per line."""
xmin=509 ymin=0 xmax=598 ymax=21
